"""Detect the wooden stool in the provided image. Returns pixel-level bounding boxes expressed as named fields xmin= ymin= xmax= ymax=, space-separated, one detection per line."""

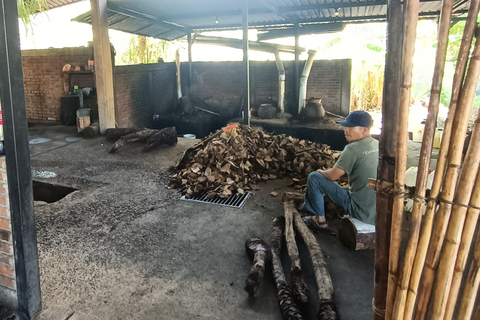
xmin=338 ymin=217 xmax=376 ymax=250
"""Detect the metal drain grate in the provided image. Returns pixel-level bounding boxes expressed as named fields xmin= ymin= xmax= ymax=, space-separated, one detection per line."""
xmin=180 ymin=191 xmax=251 ymax=209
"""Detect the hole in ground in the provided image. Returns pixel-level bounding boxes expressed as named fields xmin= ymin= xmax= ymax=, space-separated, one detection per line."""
xmin=32 ymin=180 xmax=78 ymax=203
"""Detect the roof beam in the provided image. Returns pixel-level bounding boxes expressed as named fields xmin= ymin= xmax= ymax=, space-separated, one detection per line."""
xmin=107 ymin=2 xmax=191 ymax=34
xmin=194 ymin=35 xmax=306 ymax=54
xmin=257 ymin=23 xmax=345 ymax=41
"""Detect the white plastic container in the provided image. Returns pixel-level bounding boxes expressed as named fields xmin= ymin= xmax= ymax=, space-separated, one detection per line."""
xmin=412 ymin=124 xmax=424 ymax=142
xmin=405 ymin=166 xmax=435 ymax=189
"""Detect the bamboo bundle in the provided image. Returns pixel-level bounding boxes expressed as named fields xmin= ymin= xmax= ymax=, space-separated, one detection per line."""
xmin=446 ymin=169 xmax=480 ymax=319
xmin=415 ymin=30 xmax=480 ymax=320
xmin=390 ymin=0 xmax=454 ymax=318
xmin=403 ymin=1 xmax=480 ymax=317
xmin=283 ymin=201 xmax=309 ymax=304
xmin=431 ymin=112 xmax=480 ymax=318
xmin=270 ymin=216 xmax=303 ymax=320
xmin=292 ymin=211 xmax=339 ymax=320
xmin=457 ymin=225 xmax=480 ymax=320
xmin=385 ymin=0 xmax=421 ymax=317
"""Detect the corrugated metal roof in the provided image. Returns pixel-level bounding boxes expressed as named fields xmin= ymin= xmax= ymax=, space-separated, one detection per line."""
xmin=72 ymin=0 xmax=470 ymax=41
xmin=46 ymin=0 xmax=82 ymax=10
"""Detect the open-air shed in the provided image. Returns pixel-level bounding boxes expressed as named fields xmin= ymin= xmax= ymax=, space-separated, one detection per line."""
xmin=0 ymin=0 xmax=476 ymax=319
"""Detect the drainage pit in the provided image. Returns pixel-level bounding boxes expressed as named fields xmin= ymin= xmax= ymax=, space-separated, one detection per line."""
xmin=32 ymin=180 xmax=77 ymax=203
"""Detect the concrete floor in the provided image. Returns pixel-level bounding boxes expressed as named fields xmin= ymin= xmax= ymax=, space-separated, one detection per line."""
xmin=28 ymin=124 xmax=375 ymax=320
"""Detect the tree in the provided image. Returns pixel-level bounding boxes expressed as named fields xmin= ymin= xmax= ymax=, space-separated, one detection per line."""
xmin=119 ymin=35 xmax=171 ymax=65
xmin=17 ymin=0 xmax=48 ymax=34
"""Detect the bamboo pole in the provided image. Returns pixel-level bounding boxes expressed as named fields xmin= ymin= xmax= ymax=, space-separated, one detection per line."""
xmin=293 ymin=211 xmax=339 ymax=320
xmin=373 ymin=0 xmax=404 ymax=317
xmin=445 ymin=167 xmax=480 ymax=319
xmin=404 ymin=2 xmax=480 ymax=318
xmin=431 ymin=112 xmax=480 ymax=318
xmin=457 ymin=224 xmax=480 ymax=320
xmin=385 ymin=0 xmax=420 ymax=317
xmin=415 ymin=28 xmax=480 ymax=320
xmin=283 ymin=201 xmax=309 ymax=304
xmin=390 ymin=0 xmax=454 ymax=318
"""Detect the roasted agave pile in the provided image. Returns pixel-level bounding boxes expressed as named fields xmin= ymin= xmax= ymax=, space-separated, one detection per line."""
xmin=169 ymin=124 xmax=340 ymax=198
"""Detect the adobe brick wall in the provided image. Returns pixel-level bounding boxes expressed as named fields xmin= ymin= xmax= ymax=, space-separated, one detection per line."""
xmin=0 ymin=156 xmax=17 ymax=310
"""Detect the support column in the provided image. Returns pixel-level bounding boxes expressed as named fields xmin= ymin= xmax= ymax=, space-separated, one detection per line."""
xmin=294 ymin=24 xmax=300 ymax=115
xmin=0 ymin=0 xmax=41 ymax=317
xmin=242 ymin=0 xmax=250 ymax=126
xmin=91 ymin=0 xmax=116 ymax=133
xmin=188 ymin=33 xmax=193 ymax=96
xmin=373 ymin=0 xmax=405 ymax=319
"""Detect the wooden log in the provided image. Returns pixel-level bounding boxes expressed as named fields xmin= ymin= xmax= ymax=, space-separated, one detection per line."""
xmin=143 ymin=127 xmax=178 ymax=152
xmin=338 ymin=217 xmax=375 ymax=250
xmin=283 ymin=201 xmax=309 ymax=304
xmin=415 ymin=27 xmax=480 ymax=320
xmin=386 ymin=0 xmax=421 ymax=316
xmin=392 ymin=0 xmax=455 ymax=316
xmin=76 ymin=116 xmax=90 ymax=133
xmin=293 ymin=211 xmax=339 ymax=320
xmin=108 ymin=129 xmax=158 ymax=153
xmin=105 ymin=127 xmax=144 ymax=142
xmin=270 ymin=216 xmax=303 ymax=320
xmin=406 ymin=1 xmax=480 ymax=318
xmin=83 ymin=121 xmax=99 ymax=138
xmin=244 ymin=237 xmax=270 ymax=297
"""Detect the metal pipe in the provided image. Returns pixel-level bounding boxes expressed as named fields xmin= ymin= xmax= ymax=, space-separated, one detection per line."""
xmin=274 ymin=51 xmax=285 ymax=113
xmin=187 ymin=33 xmax=193 ymax=96
xmin=297 ymin=49 xmax=317 ymax=114
xmin=175 ymin=49 xmax=182 ymax=101
xmin=242 ymin=0 xmax=250 ymax=125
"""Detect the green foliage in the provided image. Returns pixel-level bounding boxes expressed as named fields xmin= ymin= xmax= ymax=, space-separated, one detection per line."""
xmin=366 ymin=43 xmax=383 ymax=52
xmin=17 ymin=0 xmax=48 ymax=34
xmin=446 ymin=14 xmax=480 ymax=62
xmin=119 ymin=35 xmax=170 ymax=65
xmin=351 ymin=62 xmax=384 ymax=111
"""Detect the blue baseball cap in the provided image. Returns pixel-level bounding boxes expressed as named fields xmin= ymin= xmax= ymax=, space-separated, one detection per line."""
xmin=337 ymin=111 xmax=373 ymax=128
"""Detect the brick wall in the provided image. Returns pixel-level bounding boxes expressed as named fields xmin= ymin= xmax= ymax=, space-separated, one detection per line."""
xmin=22 ymin=51 xmax=350 ymax=126
xmin=22 ymin=47 xmax=94 ymax=121
xmin=0 ymin=156 xmax=16 ymax=310
xmin=113 ymin=63 xmax=176 ymax=128
xmin=183 ymin=60 xmax=351 ymax=116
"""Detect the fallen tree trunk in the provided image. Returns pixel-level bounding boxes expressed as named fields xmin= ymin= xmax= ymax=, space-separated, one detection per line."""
xmin=83 ymin=121 xmax=99 ymax=139
xmin=106 ymin=128 xmax=144 ymax=142
xmin=271 ymin=216 xmax=303 ymax=320
xmin=144 ymin=127 xmax=178 ymax=151
xmin=293 ymin=211 xmax=339 ymax=320
xmin=108 ymin=129 xmax=159 ymax=153
xmin=284 ymin=201 xmax=309 ymax=304
xmin=244 ymin=237 xmax=270 ymax=297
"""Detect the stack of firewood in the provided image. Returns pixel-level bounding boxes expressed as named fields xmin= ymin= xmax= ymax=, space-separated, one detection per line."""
xmin=169 ymin=124 xmax=340 ymax=198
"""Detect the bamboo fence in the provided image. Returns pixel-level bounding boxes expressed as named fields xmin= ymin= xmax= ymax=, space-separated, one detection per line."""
xmin=390 ymin=0 xmax=453 ymax=317
xmin=379 ymin=1 xmax=480 ymax=318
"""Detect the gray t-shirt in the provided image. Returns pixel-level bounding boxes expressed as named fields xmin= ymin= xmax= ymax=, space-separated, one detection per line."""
xmin=335 ymin=137 xmax=379 ymax=225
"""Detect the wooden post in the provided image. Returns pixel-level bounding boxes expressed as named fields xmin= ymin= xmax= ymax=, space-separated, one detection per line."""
xmin=373 ymin=0 xmax=404 ymax=318
xmin=90 ymin=0 xmax=116 ymax=134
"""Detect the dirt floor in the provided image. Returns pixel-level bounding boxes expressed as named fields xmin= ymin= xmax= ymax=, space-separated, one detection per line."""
xmin=29 ymin=124 xmax=375 ymax=320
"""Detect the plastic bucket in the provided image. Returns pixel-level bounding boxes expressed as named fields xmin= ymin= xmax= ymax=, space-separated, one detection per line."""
xmin=76 ymin=108 xmax=91 ymax=117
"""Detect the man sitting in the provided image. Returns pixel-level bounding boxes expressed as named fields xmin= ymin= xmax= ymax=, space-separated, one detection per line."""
xmin=303 ymin=110 xmax=379 ymax=230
